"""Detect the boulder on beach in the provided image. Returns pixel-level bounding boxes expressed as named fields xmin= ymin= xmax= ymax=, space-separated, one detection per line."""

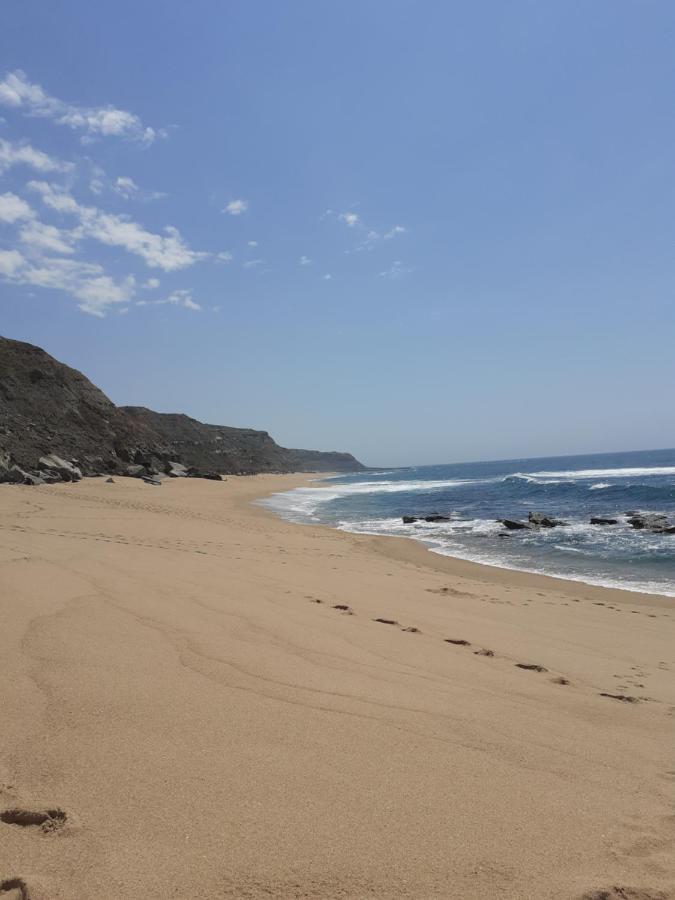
xmin=38 ymin=454 xmax=82 ymax=482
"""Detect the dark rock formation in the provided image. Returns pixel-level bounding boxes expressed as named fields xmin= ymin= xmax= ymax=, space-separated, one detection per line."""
xmin=590 ymin=516 xmax=619 ymax=525
xmin=424 ymin=514 xmax=451 ymax=522
xmin=0 ymin=336 xmax=365 ymax=484
xmin=121 ymin=407 xmax=363 ymax=475
xmin=627 ymin=513 xmax=674 ymax=533
xmin=402 ymin=516 xmax=418 ymax=524
xmin=500 ymin=519 xmax=532 ymax=530
xmin=528 ymin=511 xmax=568 ymax=527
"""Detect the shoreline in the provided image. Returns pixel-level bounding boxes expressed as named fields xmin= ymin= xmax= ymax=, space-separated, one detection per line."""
xmin=1 ymin=473 xmax=673 ymax=899
xmin=255 ymin=474 xmax=675 ymax=608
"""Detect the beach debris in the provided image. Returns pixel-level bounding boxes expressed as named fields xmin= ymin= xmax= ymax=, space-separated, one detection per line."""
xmin=552 ymin=676 xmax=570 ymax=685
xmin=474 ymin=648 xmax=494 ymax=657
xmin=373 ymin=618 xmax=398 ymax=625
xmin=0 ymin=808 xmax=66 ymax=833
xmin=590 ymin=516 xmax=619 ymax=525
xmin=105 ymin=477 xmax=115 ymax=484
xmin=599 ymin=692 xmax=639 ymax=703
xmin=444 ymin=638 xmax=470 ymax=646
xmin=515 ymin=663 xmax=548 ymax=672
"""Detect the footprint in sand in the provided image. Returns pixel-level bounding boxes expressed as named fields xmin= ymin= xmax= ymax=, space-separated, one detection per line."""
xmin=552 ymin=676 xmax=571 ymax=685
xmin=474 ymin=648 xmax=495 ymax=657
xmin=599 ymin=693 xmax=639 ymax=704
xmin=373 ymin=618 xmax=398 ymax=625
xmin=0 ymin=808 xmax=66 ymax=833
xmin=0 ymin=879 xmax=31 ymax=900
xmin=445 ymin=638 xmax=471 ymax=646
xmin=332 ymin=604 xmax=353 ymax=615
xmin=581 ymin=888 xmax=670 ymax=899
xmin=401 ymin=626 xmax=421 ymax=633
xmin=515 ymin=663 xmax=548 ymax=673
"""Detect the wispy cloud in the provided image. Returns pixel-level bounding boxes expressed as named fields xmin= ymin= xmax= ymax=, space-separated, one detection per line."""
xmin=0 ymin=249 xmax=135 ymax=316
xmin=322 ymin=273 xmax=332 ymax=280
xmin=216 ymin=250 xmax=233 ymax=264
xmin=0 ymin=70 xmax=162 ymax=145
xmin=19 ymin=219 xmax=77 ymax=255
xmin=378 ymin=260 xmax=412 ymax=279
xmin=247 ymin=239 xmax=258 ymax=247
xmin=143 ymin=277 xmax=160 ymax=289
xmin=338 ymin=211 xmax=360 ymax=228
xmin=28 ymin=181 xmax=206 ymax=271
xmin=137 ymin=289 xmax=200 ymax=311
xmin=242 ymin=258 xmax=264 ymax=269
xmin=0 ymin=137 xmax=72 ymax=175
xmin=224 ymin=198 xmax=248 ymax=216
xmin=299 ymin=255 xmax=312 ymax=266
xmin=0 ymin=191 xmax=34 ymax=223
xmin=112 ymin=175 xmax=167 ymax=202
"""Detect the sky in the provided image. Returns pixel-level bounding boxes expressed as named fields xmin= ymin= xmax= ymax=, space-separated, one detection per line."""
xmin=1 ymin=1 xmax=674 ymax=467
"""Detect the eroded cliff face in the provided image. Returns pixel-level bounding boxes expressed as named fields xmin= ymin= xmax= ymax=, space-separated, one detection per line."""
xmin=0 ymin=336 xmax=364 ymax=484
xmin=121 ymin=407 xmax=364 ymax=474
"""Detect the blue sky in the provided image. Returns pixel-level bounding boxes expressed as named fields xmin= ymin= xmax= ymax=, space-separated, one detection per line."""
xmin=1 ymin=1 xmax=674 ymax=466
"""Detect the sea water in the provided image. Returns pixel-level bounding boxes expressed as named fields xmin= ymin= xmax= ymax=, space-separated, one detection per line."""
xmin=261 ymin=447 xmax=675 ymax=597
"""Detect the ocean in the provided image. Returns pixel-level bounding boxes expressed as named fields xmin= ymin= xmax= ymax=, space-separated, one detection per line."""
xmin=261 ymin=447 xmax=675 ymax=597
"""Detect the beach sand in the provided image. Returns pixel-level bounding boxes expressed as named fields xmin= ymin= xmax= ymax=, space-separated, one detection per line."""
xmin=0 ymin=474 xmax=673 ymax=899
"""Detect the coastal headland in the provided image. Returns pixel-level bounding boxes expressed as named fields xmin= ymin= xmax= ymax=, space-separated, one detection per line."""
xmin=0 ymin=474 xmax=673 ymax=899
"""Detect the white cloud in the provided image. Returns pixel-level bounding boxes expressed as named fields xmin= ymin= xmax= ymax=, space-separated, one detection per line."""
xmin=0 ymin=250 xmax=135 ymax=316
xmin=19 ymin=219 xmax=76 ymax=255
xmin=0 ymin=70 xmax=161 ymax=145
xmin=242 ymin=258 xmax=264 ymax=269
xmin=338 ymin=211 xmax=360 ymax=228
xmin=0 ymin=248 xmax=24 ymax=276
xmin=143 ymin=277 xmax=160 ymax=289
xmin=224 ymin=198 xmax=248 ymax=216
xmin=0 ymin=137 xmax=71 ymax=175
xmin=299 ymin=255 xmax=312 ymax=266
xmin=112 ymin=174 xmax=166 ymax=202
xmin=323 ymin=273 xmax=332 ymax=280
xmin=379 ymin=260 xmax=412 ymax=279
xmin=384 ymin=225 xmax=406 ymax=239
xmin=137 ymin=288 xmax=200 ymax=311
xmin=216 ymin=250 xmax=233 ymax=263
xmin=0 ymin=191 xmax=33 ymax=223
xmin=28 ymin=181 xmax=205 ymax=271
xmin=247 ymin=239 xmax=258 ymax=247
xmin=114 ymin=176 xmax=138 ymax=198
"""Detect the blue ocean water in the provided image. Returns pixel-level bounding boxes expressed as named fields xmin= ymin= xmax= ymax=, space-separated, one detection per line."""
xmin=261 ymin=448 xmax=675 ymax=596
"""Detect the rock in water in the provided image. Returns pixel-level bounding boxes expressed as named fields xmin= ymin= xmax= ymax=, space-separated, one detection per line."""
xmin=590 ymin=516 xmax=618 ymax=525
xmin=402 ymin=516 xmax=418 ymax=524
xmin=528 ymin=511 xmax=568 ymax=527
xmin=500 ymin=519 xmax=532 ymax=530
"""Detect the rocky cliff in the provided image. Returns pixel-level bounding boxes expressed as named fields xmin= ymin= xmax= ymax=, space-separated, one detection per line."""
xmin=0 ymin=336 xmax=364 ymax=483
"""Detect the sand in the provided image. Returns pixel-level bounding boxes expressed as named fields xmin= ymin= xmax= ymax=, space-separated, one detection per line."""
xmin=0 ymin=474 xmax=673 ymax=900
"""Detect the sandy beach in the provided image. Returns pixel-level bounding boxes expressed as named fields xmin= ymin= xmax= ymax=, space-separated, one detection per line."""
xmin=0 ymin=474 xmax=673 ymax=900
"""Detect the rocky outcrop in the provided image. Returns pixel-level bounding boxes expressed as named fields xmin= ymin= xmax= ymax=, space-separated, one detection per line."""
xmin=121 ymin=407 xmax=364 ymax=475
xmin=590 ymin=516 xmax=619 ymax=525
xmin=627 ymin=513 xmax=675 ymax=534
xmin=0 ymin=336 xmax=364 ymax=485
xmin=500 ymin=519 xmax=532 ymax=530
xmin=528 ymin=511 xmax=568 ymax=527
